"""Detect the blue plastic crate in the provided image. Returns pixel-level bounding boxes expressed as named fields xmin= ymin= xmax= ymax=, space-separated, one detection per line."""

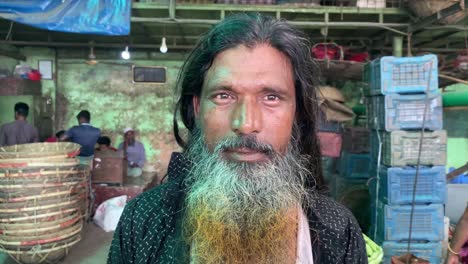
xmin=450 ymin=174 xmax=468 ymax=184
xmin=342 ymin=127 xmax=370 ymax=153
xmin=339 ymin=151 xmax=371 ymax=179
xmin=448 ymin=167 xmax=468 ymax=184
xmin=322 ymin=157 xmax=338 ymax=175
xmin=367 ymin=93 xmax=443 ymax=131
xmin=374 ymin=203 xmax=444 ymax=242
xmin=370 ymin=130 xmax=447 ymax=167
xmin=378 ymin=166 xmax=447 ymax=205
xmin=382 ymin=241 xmax=443 ymax=264
xmin=364 ymin=55 xmax=438 ymax=95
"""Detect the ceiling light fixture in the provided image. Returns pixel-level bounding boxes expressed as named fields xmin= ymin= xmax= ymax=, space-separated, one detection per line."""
xmin=160 ymin=37 xmax=168 ymax=53
xmin=121 ymin=46 xmax=130 ymax=60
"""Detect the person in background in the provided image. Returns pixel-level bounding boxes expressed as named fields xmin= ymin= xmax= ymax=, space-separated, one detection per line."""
xmin=60 ymin=110 xmax=100 ymax=166
xmin=118 ymin=128 xmax=145 ymax=177
xmin=0 ymin=102 xmax=39 ymax=147
xmin=45 ymin=130 xmax=65 ymax=143
xmin=446 ymin=205 xmax=468 ymax=264
xmin=96 ymin=136 xmax=118 ymax=152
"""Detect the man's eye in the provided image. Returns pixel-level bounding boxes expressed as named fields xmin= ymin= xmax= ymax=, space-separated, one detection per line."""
xmin=211 ymin=93 xmax=234 ymax=104
xmin=215 ymin=93 xmax=231 ymax=100
xmin=265 ymin=94 xmax=279 ymax=101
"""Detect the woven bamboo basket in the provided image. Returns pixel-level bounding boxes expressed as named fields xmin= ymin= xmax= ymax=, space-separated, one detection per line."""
xmin=0 ymin=221 xmax=82 ymax=244
xmin=0 ymin=212 xmax=81 ymax=234
xmin=407 ymin=0 xmax=467 ymax=25
xmin=0 ymin=157 xmax=79 ymax=169
xmin=0 ymin=165 xmax=85 ymax=179
xmin=1 ymin=235 xmax=81 ymax=264
xmin=0 ymin=207 xmax=82 ymax=224
xmin=0 ymin=177 xmax=86 ymax=192
xmin=0 ymin=143 xmax=81 ymax=160
xmin=0 ymin=193 xmax=86 ymax=212
xmin=0 ymin=143 xmax=88 ymax=263
xmin=0 ymin=187 xmax=85 ymax=203
xmin=0 ymin=165 xmax=88 ymax=202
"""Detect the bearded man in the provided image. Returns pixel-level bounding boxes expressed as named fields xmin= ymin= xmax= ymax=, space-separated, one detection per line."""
xmin=108 ymin=14 xmax=367 ymax=264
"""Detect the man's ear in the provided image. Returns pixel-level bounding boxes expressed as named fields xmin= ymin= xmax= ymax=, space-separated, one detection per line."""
xmin=193 ymin=96 xmax=201 ymax=118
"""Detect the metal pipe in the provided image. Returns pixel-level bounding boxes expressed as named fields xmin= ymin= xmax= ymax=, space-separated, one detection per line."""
xmin=393 ymin=36 xmax=403 ymax=57
xmin=169 ymin=0 xmax=176 ymax=20
xmin=3 ymin=40 xmax=465 ymax=53
xmin=0 ymin=40 xmax=193 ymax=50
xmin=373 ymin=46 xmax=465 ymax=53
xmin=130 ymin=17 xmax=409 ymax=28
xmin=133 ymin=3 xmax=408 ymax=15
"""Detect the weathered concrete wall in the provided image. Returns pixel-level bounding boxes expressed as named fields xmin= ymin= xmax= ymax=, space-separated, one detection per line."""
xmin=0 ymin=47 xmax=56 ymax=140
xmin=20 ymin=47 xmax=56 ymax=100
xmin=0 ymin=55 xmax=17 ymax=75
xmin=0 ymin=45 xmax=21 ymax=75
xmin=1 ymin=46 xmax=186 ymax=176
xmin=0 ymin=46 xmax=56 ymax=101
xmin=56 ymin=57 xmax=184 ymax=176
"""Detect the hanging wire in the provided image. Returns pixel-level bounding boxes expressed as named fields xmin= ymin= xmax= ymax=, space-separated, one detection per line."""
xmin=405 ymin=60 xmax=434 ymax=263
xmin=373 ymin=115 xmax=383 ymax=241
xmin=5 ymin=21 xmax=13 ymax=41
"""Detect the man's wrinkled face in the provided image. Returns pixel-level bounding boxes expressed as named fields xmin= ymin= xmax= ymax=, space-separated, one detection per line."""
xmin=193 ymin=44 xmax=296 ymax=163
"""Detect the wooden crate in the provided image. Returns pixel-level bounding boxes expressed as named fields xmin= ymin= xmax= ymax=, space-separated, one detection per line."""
xmin=92 ymin=154 xmax=126 ymax=185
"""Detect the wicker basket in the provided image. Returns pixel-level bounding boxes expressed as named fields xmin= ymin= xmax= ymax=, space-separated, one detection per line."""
xmin=0 ymin=213 xmax=81 ymax=234
xmin=0 ymin=143 xmax=81 ymax=159
xmin=0 ymin=221 xmax=82 ymax=244
xmin=0 ymin=207 xmax=82 ymax=224
xmin=0 ymin=143 xmax=88 ymax=263
xmin=0 ymin=164 xmax=85 ymax=179
xmin=407 ymin=0 xmax=467 ymax=25
xmin=0 ymin=157 xmax=80 ymax=169
xmin=3 ymin=235 xmax=81 ymax=264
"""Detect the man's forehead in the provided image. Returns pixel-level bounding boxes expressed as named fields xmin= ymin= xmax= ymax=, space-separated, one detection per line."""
xmin=204 ymin=65 xmax=231 ymax=89
xmin=202 ymin=44 xmax=294 ymax=91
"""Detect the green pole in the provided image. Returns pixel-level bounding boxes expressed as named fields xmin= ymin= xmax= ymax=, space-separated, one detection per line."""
xmin=393 ymin=36 xmax=403 ymax=57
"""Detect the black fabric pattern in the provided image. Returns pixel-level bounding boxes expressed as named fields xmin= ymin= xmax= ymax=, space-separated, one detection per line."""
xmin=108 ymin=152 xmax=368 ymax=264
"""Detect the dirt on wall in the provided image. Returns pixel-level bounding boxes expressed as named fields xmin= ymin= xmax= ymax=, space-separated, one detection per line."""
xmin=56 ymin=61 xmax=184 ymax=173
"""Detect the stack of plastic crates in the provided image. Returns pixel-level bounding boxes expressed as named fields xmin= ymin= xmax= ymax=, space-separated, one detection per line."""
xmin=333 ymin=127 xmax=372 ymax=233
xmin=340 ymin=127 xmax=371 ymax=179
xmin=364 ymin=54 xmax=447 ymax=264
xmin=319 ymin=112 xmax=343 ymax=197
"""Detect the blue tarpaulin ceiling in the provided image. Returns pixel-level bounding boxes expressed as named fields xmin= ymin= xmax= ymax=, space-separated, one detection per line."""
xmin=0 ymin=0 xmax=130 ymax=35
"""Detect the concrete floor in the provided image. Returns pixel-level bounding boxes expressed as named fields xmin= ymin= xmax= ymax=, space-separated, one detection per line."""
xmin=0 ymin=223 xmax=114 ymax=264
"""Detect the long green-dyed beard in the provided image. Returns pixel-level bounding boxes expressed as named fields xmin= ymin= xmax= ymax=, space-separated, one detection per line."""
xmin=183 ymin=130 xmax=310 ymax=264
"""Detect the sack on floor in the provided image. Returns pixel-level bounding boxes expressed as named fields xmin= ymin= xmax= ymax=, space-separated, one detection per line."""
xmin=93 ymin=195 xmax=128 ymax=232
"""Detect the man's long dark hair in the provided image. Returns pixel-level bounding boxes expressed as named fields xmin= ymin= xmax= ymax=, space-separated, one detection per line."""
xmin=173 ymin=14 xmax=324 ymax=191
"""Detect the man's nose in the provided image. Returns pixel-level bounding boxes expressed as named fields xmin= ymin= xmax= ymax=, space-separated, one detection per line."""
xmin=231 ymin=98 xmax=262 ymax=135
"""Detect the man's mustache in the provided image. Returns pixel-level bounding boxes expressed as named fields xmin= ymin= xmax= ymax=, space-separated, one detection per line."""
xmin=213 ymin=135 xmax=275 ymax=157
